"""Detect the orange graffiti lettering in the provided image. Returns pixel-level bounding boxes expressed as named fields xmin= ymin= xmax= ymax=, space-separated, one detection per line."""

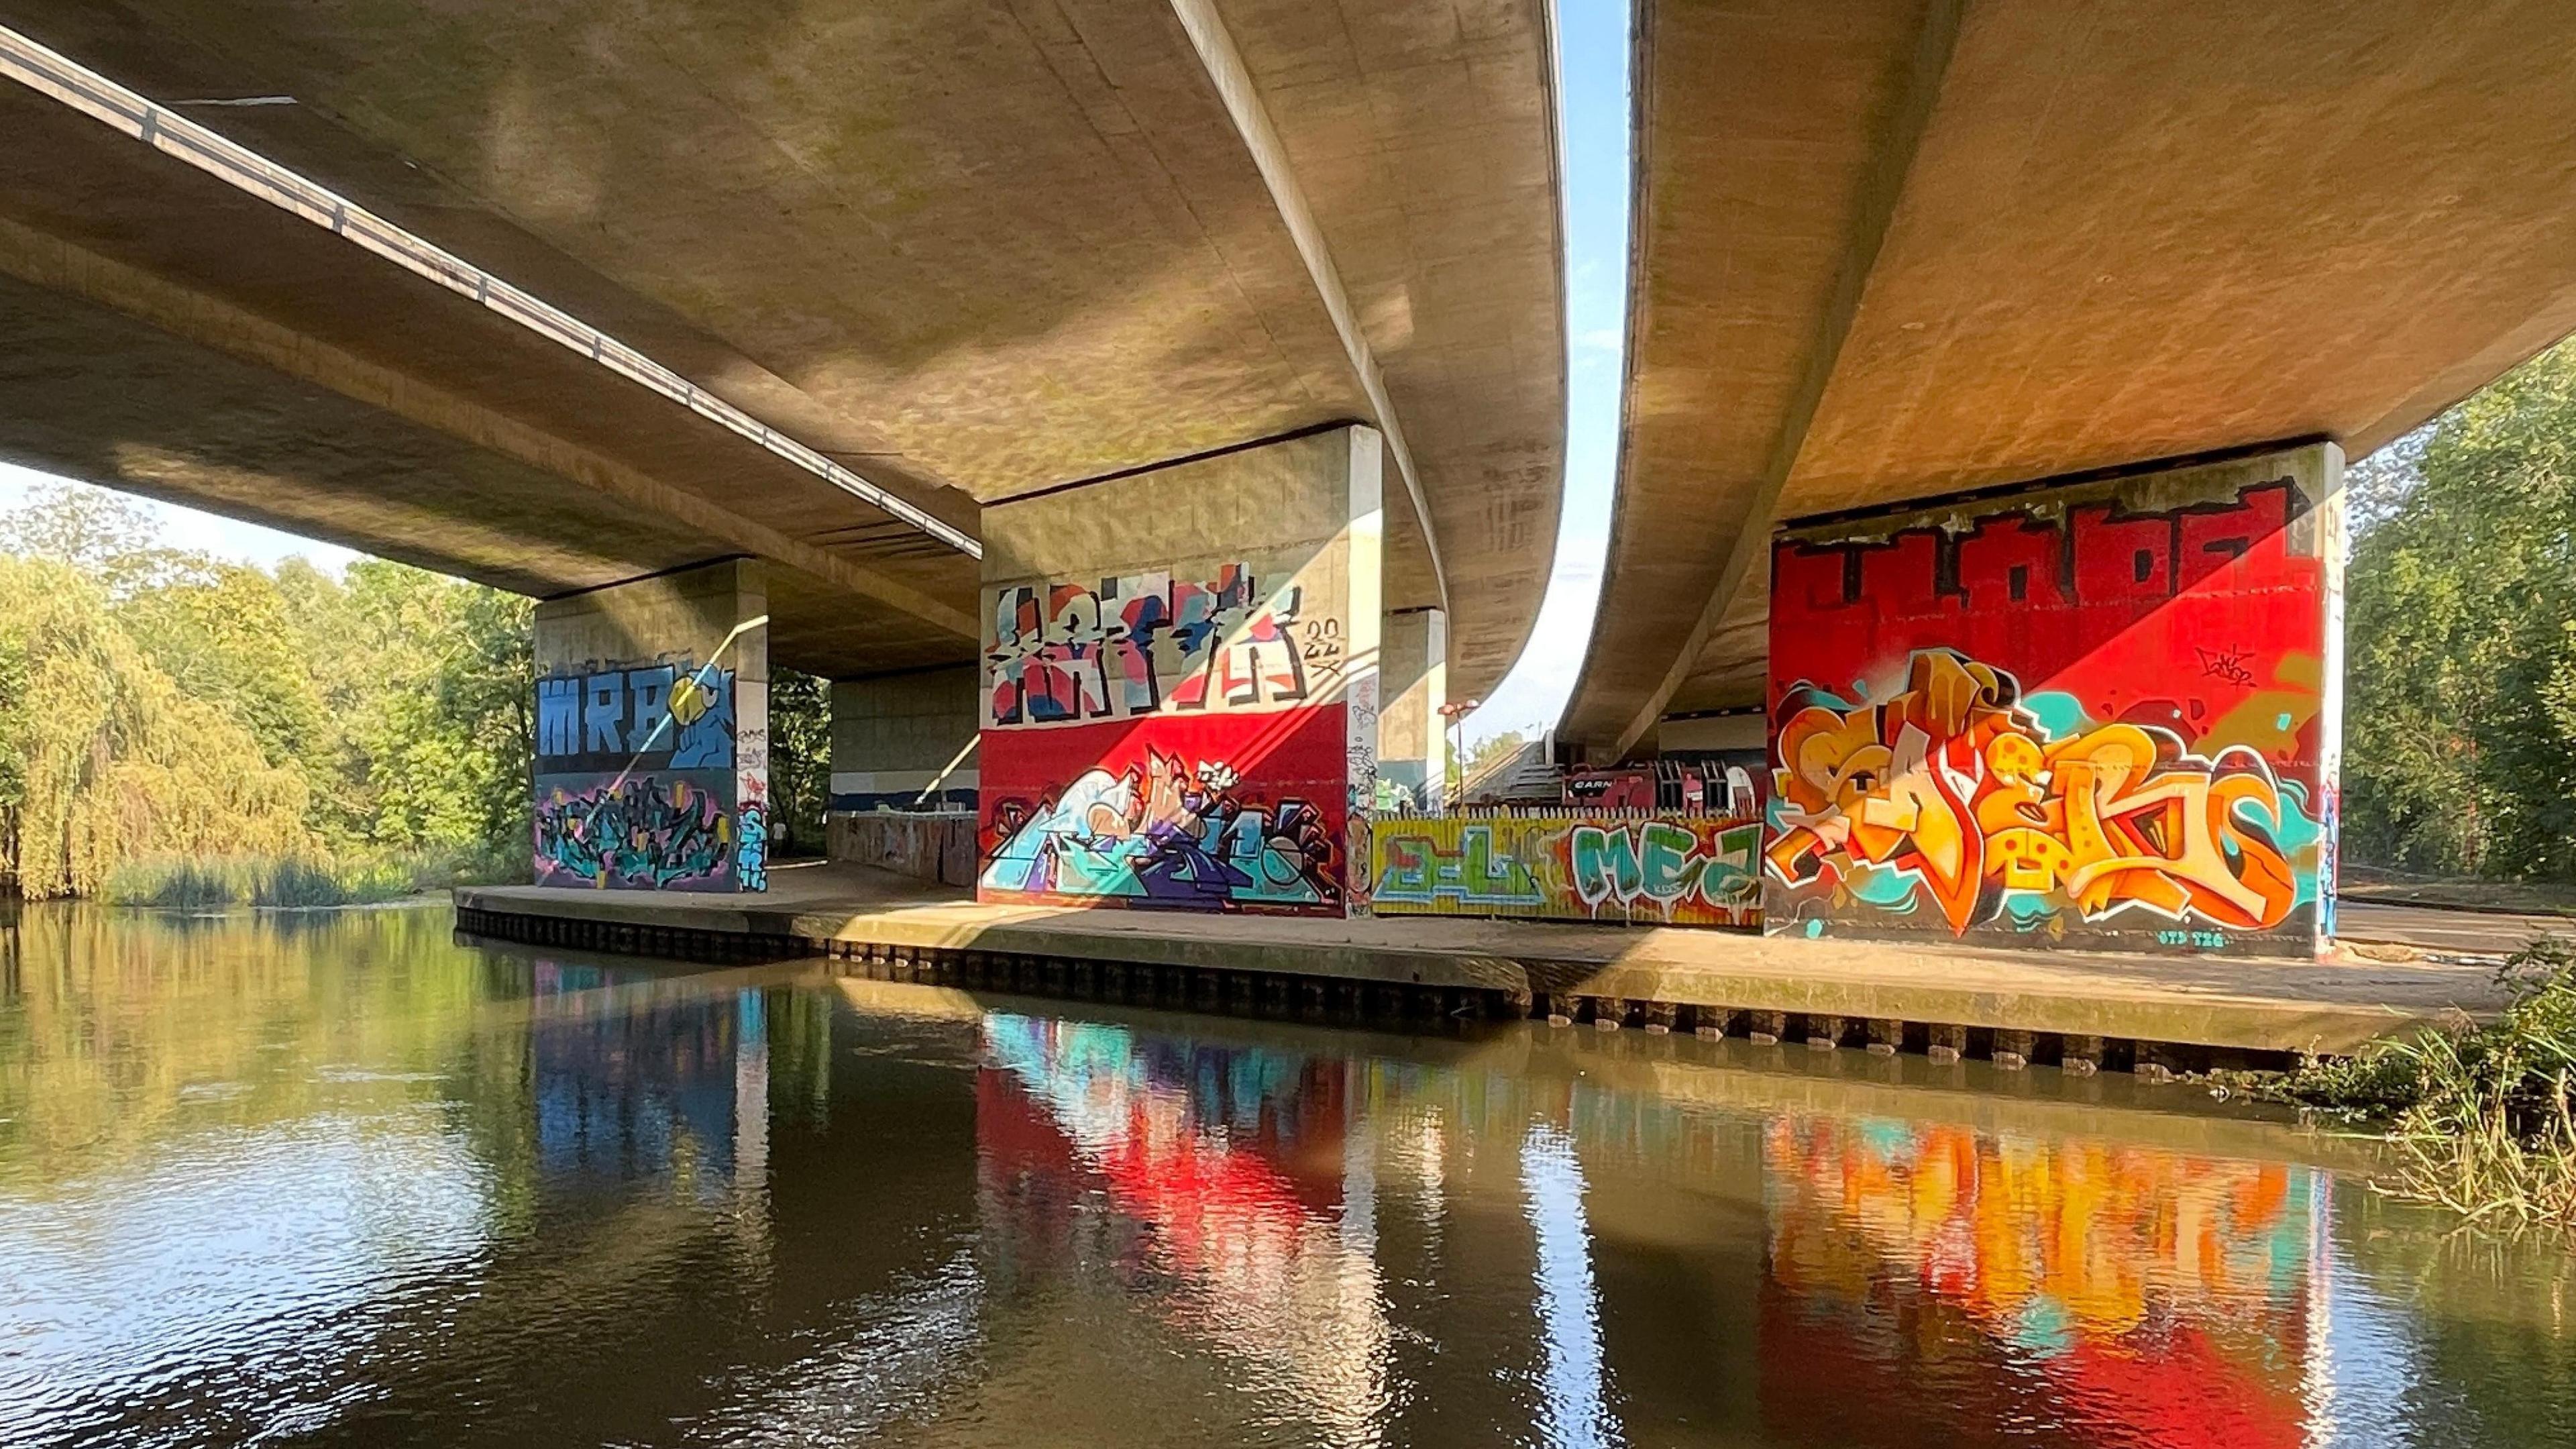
xmin=1769 ymin=650 xmax=2296 ymax=934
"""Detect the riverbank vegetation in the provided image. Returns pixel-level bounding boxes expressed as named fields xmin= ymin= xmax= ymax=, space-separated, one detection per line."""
xmin=101 ymin=853 xmax=444 ymax=909
xmin=2245 ymin=937 xmax=2576 ymax=1230
xmin=0 ymin=486 xmax=828 ymax=902
xmin=2343 ymin=341 xmax=2576 ymax=884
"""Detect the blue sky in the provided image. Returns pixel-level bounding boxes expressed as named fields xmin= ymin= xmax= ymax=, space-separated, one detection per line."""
xmin=0 ymin=6 xmax=1629 ymax=745
xmin=1461 ymin=0 xmax=1627 ymax=747
xmin=0 ymin=458 xmax=365 ymax=572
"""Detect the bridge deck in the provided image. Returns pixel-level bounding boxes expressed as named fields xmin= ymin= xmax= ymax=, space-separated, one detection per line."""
xmin=454 ymin=863 xmax=2567 ymax=1061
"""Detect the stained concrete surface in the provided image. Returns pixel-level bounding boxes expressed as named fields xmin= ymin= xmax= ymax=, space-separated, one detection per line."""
xmin=0 ymin=0 xmax=1563 ymax=694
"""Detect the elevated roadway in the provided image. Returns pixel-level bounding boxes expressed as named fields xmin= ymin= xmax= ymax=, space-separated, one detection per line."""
xmin=1565 ymin=0 xmax=2576 ymax=760
xmin=0 ymin=1 xmax=1564 ymax=692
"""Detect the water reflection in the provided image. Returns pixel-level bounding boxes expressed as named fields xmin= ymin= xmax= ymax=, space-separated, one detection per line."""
xmin=528 ymin=960 xmax=769 ymax=1196
xmin=1760 ymin=1117 xmax=2316 ymax=1447
xmin=977 ymin=1014 xmax=1391 ymax=1440
xmin=1 ymin=905 xmax=2572 ymax=1446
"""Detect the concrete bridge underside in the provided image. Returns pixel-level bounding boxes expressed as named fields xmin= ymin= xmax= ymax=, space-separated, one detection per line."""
xmin=1564 ymin=0 xmax=2576 ymax=761
xmin=0 ymin=0 xmax=1564 ymax=694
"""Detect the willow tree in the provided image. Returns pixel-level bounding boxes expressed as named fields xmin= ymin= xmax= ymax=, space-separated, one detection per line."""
xmin=0 ymin=556 xmax=307 ymax=898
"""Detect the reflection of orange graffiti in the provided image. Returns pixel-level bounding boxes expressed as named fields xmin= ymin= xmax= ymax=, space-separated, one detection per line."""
xmin=1764 ymin=1116 xmax=2312 ymax=1449
xmin=1769 ymin=650 xmax=2296 ymax=933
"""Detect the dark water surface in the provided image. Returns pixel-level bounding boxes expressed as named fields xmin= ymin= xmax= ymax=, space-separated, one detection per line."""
xmin=3 ymin=905 xmax=2573 ymax=1448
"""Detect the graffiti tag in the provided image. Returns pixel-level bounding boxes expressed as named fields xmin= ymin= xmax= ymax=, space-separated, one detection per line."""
xmin=1568 ymin=820 xmax=1762 ymax=916
xmin=987 ymin=564 xmax=1311 ymax=726
xmin=1768 ymin=649 xmax=2301 ymax=935
xmin=537 ymin=661 xmax=735 ymax=769
xmin=535 ymin=776 xmax=731 ymax=888
xmin=1375 ymin=824 xmax=1546 ymax=908
xmin=2194 ymin=645 xmax=2257 ymax=687
xmin=735 ymin=803 xmax=769 ymax=892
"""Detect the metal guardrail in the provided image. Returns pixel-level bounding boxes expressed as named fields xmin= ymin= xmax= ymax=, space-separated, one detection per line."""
xmin=0 ymin=23 xmax=980 ymax=560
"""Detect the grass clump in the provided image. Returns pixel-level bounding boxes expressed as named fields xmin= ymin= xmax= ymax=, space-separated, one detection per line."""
xmin=2255 ymin=936 xmax=2576 ymax=1230
xmin=103 ymin=857 xmax=250 ymax=910
xmin=101 ymin=848 xmax=503 ymax=910
xmin=248 ymin=856 xmax=414 ymax=908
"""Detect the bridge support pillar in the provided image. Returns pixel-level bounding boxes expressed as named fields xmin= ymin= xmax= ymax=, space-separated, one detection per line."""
xmin=822 ymin=664 xmax=981 ymax=888
xmin=975 ymin=425 xmax=1385 ymax=917
xmin=1378 ymin=606 xmax=1448 ymax=810
xmin=531 ymin=559 xmax=769 ymax=892
xmin=828 ymin=666 xmax=979 ymax=814
xmin=1763 ymin=442 xmax=2345 ymax=957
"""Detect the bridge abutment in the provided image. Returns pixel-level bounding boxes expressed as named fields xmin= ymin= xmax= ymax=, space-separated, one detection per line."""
xmin=821 ymin=665 xmax=981 ymax=888
xmin=828 ymin=666 xmax=979 ymax=814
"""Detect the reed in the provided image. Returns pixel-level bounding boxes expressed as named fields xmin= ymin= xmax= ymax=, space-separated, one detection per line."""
xmin=102 ymin=846 xmax=519 ymax=910
xmin=2253 ymin=937 xmax=2576 ymax=1230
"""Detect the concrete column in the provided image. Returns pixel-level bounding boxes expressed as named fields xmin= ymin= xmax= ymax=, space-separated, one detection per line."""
xmin=828 ymin=665 xmax=979 ymax=812
xmin=977 ymin=425 xmax=1384 ymax=917
xmin=532 ymin=559 xmax=769 ymax=892
xmin=1377 ymin=606 xmax=1447 ymax=809
xmin=1763 ymin=441 xmax=2344 ymax=957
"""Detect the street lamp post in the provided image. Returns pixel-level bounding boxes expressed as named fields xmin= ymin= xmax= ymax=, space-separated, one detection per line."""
xmin=1436 ymin=698 xmax=1480 ymax=812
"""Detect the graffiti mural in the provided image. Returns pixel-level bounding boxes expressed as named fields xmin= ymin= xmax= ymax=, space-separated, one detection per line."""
xmin=980 ymin=543 xmax=1370 ymax=918
xmin=1369 ymin=814 xmax=1762 ymax=926
xmin=1766 ymin=453 xmax=2341 ymax=952
xmin=986 ymin=564 xmax=1316 ymax=727
xmin=534 ymin=775 xmax=733 ymax=889
xmin=535 ymin=655 xmax=758 ymax=891
xmin=536 ymin=661 xmax=737 ymax=770
xmin=1760 ymin=1114 xmax=2316 ymax=1448
xmin=981 ymin=708 xmax=1352 ymax=912
xmin=1768 ymin=649 xmax=2306 ymax=936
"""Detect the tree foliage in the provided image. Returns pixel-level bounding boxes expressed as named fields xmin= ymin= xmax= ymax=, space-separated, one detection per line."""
xmin=1 ymin=486 xmax=532 ymax=897
xmin=766 ymin=668 xmax=830 ymax=855
xmin=0 ymin=554 xmax=307 ymax=897
xmin=2344 ymin=341 xmax=2576 ymax=880
xmin=1466 ymin=729 xmax=1529 ymax=778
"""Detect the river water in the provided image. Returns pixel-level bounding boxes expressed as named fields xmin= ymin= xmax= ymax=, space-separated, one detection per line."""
xmin=1 ymin=904 xmax=2571 ymax=1448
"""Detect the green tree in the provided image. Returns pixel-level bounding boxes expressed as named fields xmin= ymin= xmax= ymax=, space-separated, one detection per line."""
xmin=329 ymin=561 xmax=533 ymax=859
xmin=2344 ymin=341 xmax=2576 ymax=879
xmin=117 ymin=560 xmax=333 ymax=773
xmin=1466 ymin=729 xmax=1530 ymax=779
xmin=767 ymin=668 xmax=830 ymax=855
xmin=0 ymin=556 xmax=307 ymax=898
xmin=2 ymin=482 xmax=537 ymax=896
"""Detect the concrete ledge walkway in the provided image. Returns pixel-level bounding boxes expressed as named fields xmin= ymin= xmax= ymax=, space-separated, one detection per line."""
xmin=455 ymin=862 xmax=2571 ymax=1059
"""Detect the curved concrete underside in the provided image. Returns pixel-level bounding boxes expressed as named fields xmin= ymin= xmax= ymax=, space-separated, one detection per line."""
xmin=1564 ymin=0 xmax=2576 ymax=759
xmin=0 ymin=0 xmax=1562 ymax=694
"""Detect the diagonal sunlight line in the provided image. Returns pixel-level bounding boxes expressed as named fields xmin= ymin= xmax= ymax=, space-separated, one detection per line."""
xmin=0 ymin=24 xmax=979 ymax=559
xmin=580 ymin=614 xmax=767 ymax=841
xmin=912 ymin=734 xmax=981 ymax=808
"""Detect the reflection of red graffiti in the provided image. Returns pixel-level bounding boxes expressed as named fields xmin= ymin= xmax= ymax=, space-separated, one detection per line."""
xmin=975 ymin=1018 xmax=1385 ymax=1426
xmin=1769 ymin=650 xmax=2297 ymax=933
xmin=1762 ymin=1116 xmax=2312 ymax=1449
